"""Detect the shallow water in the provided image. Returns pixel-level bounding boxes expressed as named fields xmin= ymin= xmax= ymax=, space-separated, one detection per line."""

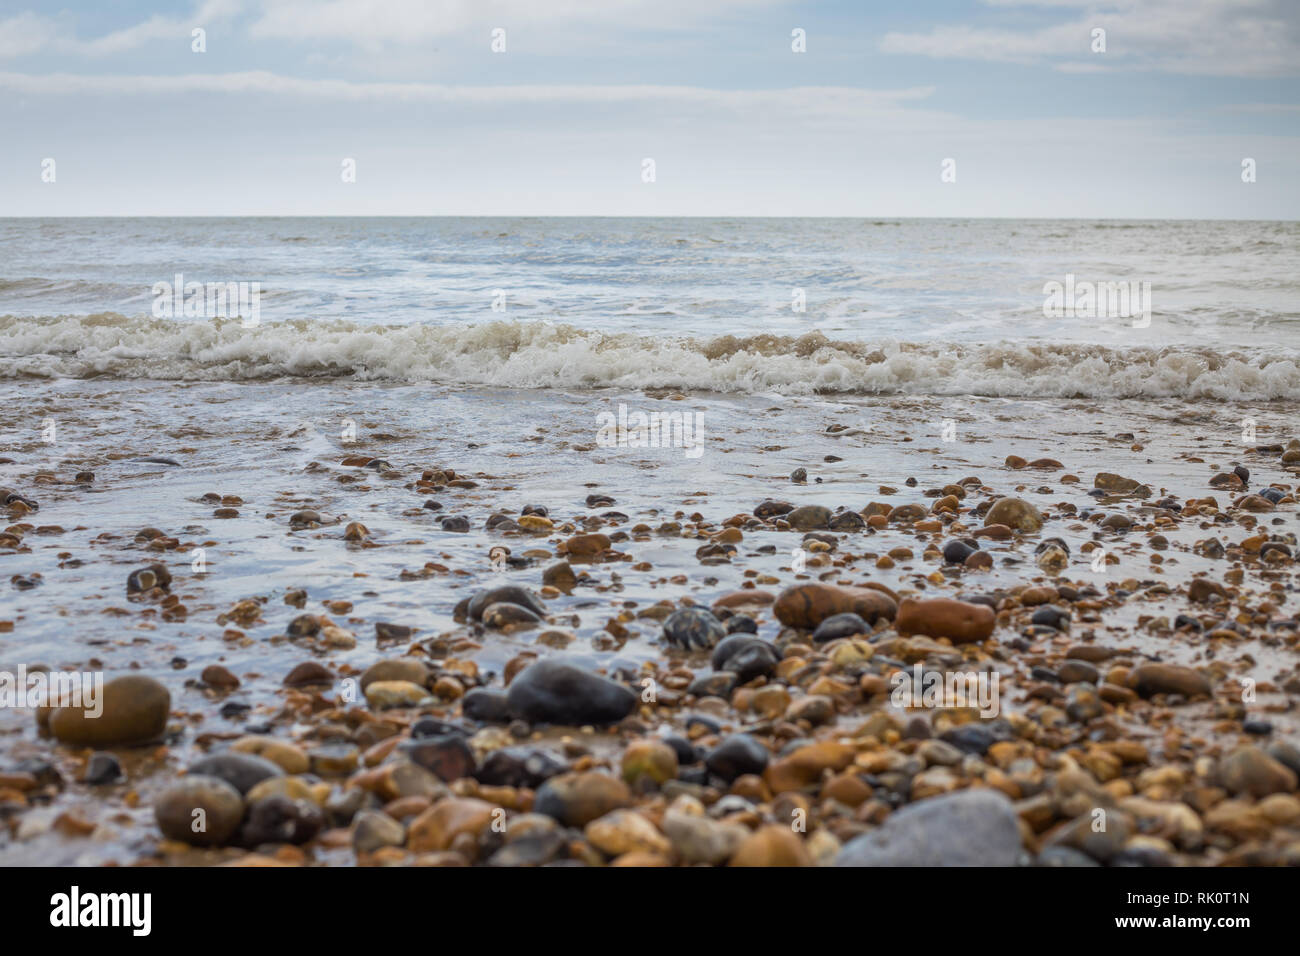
xmin=4 ymin=377 xmax=1297 ymax=697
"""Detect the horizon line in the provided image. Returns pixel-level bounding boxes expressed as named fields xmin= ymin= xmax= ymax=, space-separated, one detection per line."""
xmin=1 ymin=214 xmax=1295 ymax=223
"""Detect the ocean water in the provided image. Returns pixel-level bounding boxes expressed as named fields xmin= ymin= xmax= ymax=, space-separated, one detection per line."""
xmin=1 ymin=217 xmax=1298 ymax=397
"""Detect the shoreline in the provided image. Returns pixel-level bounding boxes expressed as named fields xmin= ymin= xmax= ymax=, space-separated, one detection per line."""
xmin=2 ymin=379 xmax=1299 ymax=865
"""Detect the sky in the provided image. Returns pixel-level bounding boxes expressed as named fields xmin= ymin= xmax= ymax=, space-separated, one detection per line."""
xmin=0 ymin=0 xmax=1297 ymax=217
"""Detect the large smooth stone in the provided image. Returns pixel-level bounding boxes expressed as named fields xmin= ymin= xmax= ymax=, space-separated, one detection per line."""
xmin=1128 ymin=663 xmax=1211 ymax=699
xmin=895 ymin=598 xmax=995 ymax=644
xmin=49 ymin=675 xmax=170 ymax=747
xmin=984 ymin=498 xmax=1043 ymax=532
xmin=154 ymin=775 xmax=245 ymax=847
xmin=836 ymin=790 xmax=1023 ymax=866
xmin=466 ymin=586 xmax=547 ymax=621
xmin=505 ymin=659 xmax=636 ymax=725
xmin=773 ymin=584 xmax=897 ymax=630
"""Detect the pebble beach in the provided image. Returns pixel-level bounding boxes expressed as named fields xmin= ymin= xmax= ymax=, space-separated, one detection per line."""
xmin=4 ymin=361 xmax=1300 ymax=867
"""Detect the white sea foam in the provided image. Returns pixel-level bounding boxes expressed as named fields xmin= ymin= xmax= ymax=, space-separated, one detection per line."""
xmin=3 ymin=313 xmax=1299 ymax=400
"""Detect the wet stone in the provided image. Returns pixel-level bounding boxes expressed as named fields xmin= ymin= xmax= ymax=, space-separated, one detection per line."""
xmin=662 ymin=607 xmax=726 ymax=650
xmin=126 ymin=563 xmax=172 ymax=594
xmin=474 ymin=746 xmax=568 ymax=789
xmin=724 ymin=614 xmax=758 ymax=635
xmin=811 ymin=612 xmax=869 ymax=643
xmin=785 ymin=505 xmax=832 ymax=531
xmin=187 ymin=753 xmax=284 ymax=795
xmin=462 ymin=689 xmax=511 ymax=723
xmin=711 ymin=635 xmax=778 ymax=683
xmin=505 ymin=659 xmax=637 ymax=726
xmin=49 ymin=675 xmax=170 ymax=748
xmin=705 ymin=734 xmax=770 ymax=782
xmin=533 ymin=771 xmax=631 ymax=827
xmin=352 ymin=810 xmax=406 ymax=854
xmin=82 ymin=752 xmax=122 ymax=785
xmin=468 ymin=586 xmax=547 ymax=621
xmin=154 ymin=775 xmax=245 ymax=847
xmin=240 ymin=794 xmax=324 ymax=847
xmin=400 ymin=734 xmax=476 ymax=782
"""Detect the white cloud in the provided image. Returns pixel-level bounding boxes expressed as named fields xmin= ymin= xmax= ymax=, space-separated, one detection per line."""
xmin=0 ymin=12 xmax=64 ymax=57
xmin=0 ymin=0 xmax=780 ymax=59
xmin=0 ymin=0 xmax=243 ymax=58
xmin=0 ymin=69 xmax=934 ymax=115
xmin=881 ymin=0 xmax=1300 ymax=76
xmin=246 ymin=0 xmax=779 ymax=43
xmin=75 ymin=0 xmax=244 ymax=55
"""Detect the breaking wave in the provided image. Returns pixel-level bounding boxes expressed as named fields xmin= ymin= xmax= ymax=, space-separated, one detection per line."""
xmin=2 ymin=313 xmax=1299 ymax=400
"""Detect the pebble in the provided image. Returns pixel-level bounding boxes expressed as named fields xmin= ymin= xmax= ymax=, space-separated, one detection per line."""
xmin=533 ymin=771 xmax=632 ymax=827
xmin=939 ymin=723 xmax=1000 ymax=755
xmin=467 ymin=586 xmax=547 ymax=621
xmin=942 ymin=540 xmax=978 ymax=565
xmin=49 ymin=675 xmax=170 ymax=747
xmin=773 ymin=583 xmax=897 ymax=629
xmin=585 ymin=809 xmax=672 ymax=857
xmin=725 ymin=614 xmax=758 ymax=634
xmin=705 ymin=734 xmax=770 ymax=782
xmin=462 ymin=689 xmax=511 ymax=722
xmin=82 ymin=752 xmax=122 ymax=785
xmin=662 ymin=808 xmax=748 ymax=864
xmin=764 ymin=741 xmax=855 ymax=792
xmin=475 ymin=746 xmax=568 ymax=789
xmin=785 ymin=505 xmax=831 ymax=530
xmin=1057 ymin=660 xmax=1100 ymax=685
xmin=408 ymin=797 xmax=496 ymax=853
xmin=622 ymin=739 xmax=679 ymax=786
xmin=754 ymin=499 xmax=794 ymax=518
xmin=895 ymin=597 xmax=995 ymax=644
xmin=155 ymin=775 xmax=245 ymax=847
xmin=360 ymin=658 xmax=430 ymax=690
xmin=983 ymin=498 xmax=1044 ymax=532
xmin=837 ymin=790 xmax=1023 ymax=866
xmin=662 ymin=607 xmax=726 ymax=650
xmin=811 ymin=612 xmax=869 ymax=643
xmin=711 ymin=635 xmax=779 ymax=683
xmin=188 ymin=753 xmax=284 ymax=795
xmin=365 ymin=680 xmax=432 ymax=709
xmin=352 ymin=810 xmax=406 ymax=854
xmin=1030 ymin=605 xmax=1071 ymax=631
xmin=400 ymin=735 xmax=476 ymax=782
xmin=199 ymin=664 xmax=240 ymax=690
xmin=229 ymin=736 xmax=309 ymax=774
xmin=505 ymin=659 xmax=637 ymax=726
xmin=1218 ymin=746 xmax=1298 ymax=797
xmin=481 ymin=602 xmax=544 ymax=629
xmin=1128 ymin=663 xmax=1211 ymax=699
xmin=241 ymin=794 xmax=324 ymax=846
xmin=730 ymin=825 xmax=813 ymax=866
xmin=126 ymin=563 xmax=172 ymax=594
xmin=541 ymin=561 xmax=578 ymax=593
xmin=283 ymin=661 xmax=333 ymax=687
